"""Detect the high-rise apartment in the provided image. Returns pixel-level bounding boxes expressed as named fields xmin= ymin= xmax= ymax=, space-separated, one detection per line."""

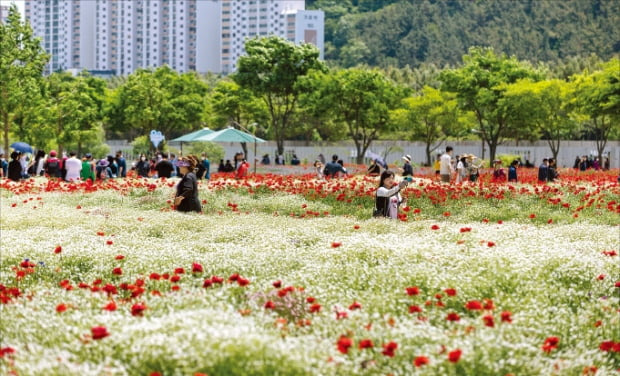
xmin=25 ymin=0 xmax=324 ymax=75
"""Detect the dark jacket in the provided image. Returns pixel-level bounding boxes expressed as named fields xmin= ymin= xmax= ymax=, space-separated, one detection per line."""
xmin=175 ymin=172 xmax=201 ymax=213
xmin=538 ymin=165 xmax=548 ymax=181
xmin=403 ymin=162 xmax=413 ymax=176
xmin=8 ymin=160 xmax=22 ymax=181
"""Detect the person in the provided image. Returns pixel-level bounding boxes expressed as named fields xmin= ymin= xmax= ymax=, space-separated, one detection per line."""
xmin=538 ymin=159 xmax=549 ymax=182
xmin=170 ymin=153 xmax=179 ymax=177
xmin=455 ymin=155 xmax=468 ymax=184
xmin=603 ymin=156 xmax=610 ymax=171
xmin=155 ymin=154 xmax=174 ymax=178
xmin=592 ymin=157 xmax=600 ymax=171
xmin=492 ymin=159 xmax=506 ymax=182
xmin=19 ymin=152 xmax=31 ymax=179
xmin=81 ymin=153 xmax=96 ymax=182
xmin=218 ymin=159 xmax=225 ymax=173
xmin=508 ymin=160 xmax=519 ymax=182
xmin=223 ymin=160 xmax=234 ymax=173
xmin=201 ymin=153 xmax=210 ymax=179
xmin=374 ymin=170 xmax=408 ymax=219
xmin=433 ymin=154 xmax=441 ymax=180
xmin=96 ymin=158 xmax=110 ymax=180
xmin=323 ymin=154 xmax=346 ymax=178
xmin=547 ymin=158 xmax=558 ymax=182
xmin=0 ymin=153 xmax=7 ymax=178
xmin=174 ymin=155 xmax=201 ymax=213
xmin=64 ymin=151 xmax=82 ymax=181
xmin=336 ymin=159 xmax=347 ymax=177
xmin=402 ymin=154 xmax=413 ymax=177
xmin=291 ymin=154 xmax=300 ymax=166
xmin=367 ymin=159 xmax=381 ymax=176
xmin=318 ymin=154 xmax=326 ymax=165
xmin=33 ymin=150 xmax=46 ymax=176
xmin=236 ymin=158 xmax=250 ymax=179
xmin=261 ymin=154 xmax=270 ymax=165
xmin=573 ymin=156 xmax=581 ymax=170
xmin=439 ymin=147 xmax=454 ymax=183
xmin=314 ymin=160 xmax=324 ymax=179
xmin=579 ymin=156 xmax=588 ymax=171
xmin=44 ymin=150 xmax=61 ymax=178
xmin=136 ymin=154 xmax=150 ymax=178
xmin=106 ymin=155 xmax=118 ymax=178
xmin=467 ymin=155 xmax=481 ymax=182
xmin=116 ymin=151 xmax=127 ymax=178
xmin=8 ymin=151 xmax=22 ymax=181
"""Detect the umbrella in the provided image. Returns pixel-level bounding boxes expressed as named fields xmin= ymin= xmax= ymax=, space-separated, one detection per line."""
xmin=195 ymin=127 xmax=265 ymax=144
xmin=170 ymin=128 xmax=214 ymax=154
xmin=365 ymin=150 xmax=387 ymax=169
xmin=196 ymin=127 xmax=266 ymax=174
xmin=10 ymin=142 xmax=33 ymax=154
xmin=170 ymin=128 xmax=214 ymax=142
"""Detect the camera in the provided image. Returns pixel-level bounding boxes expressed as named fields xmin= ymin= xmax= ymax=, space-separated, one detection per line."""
xmin=403 ymin=176 xmax=413 ymax=182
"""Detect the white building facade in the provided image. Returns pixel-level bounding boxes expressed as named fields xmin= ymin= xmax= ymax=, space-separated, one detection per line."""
xmin=25 ymin=0 xmax=324 ymax=75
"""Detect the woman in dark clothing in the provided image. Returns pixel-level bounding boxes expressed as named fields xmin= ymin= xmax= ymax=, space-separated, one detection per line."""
xmin=8 ymin=151 xmax=22 ymax=181
xmin=136 ymin=154 xmax=150 ymax=178
xmin=174 ymin=155 xmax=201 ymax=213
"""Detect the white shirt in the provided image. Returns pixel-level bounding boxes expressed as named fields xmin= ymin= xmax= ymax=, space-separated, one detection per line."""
xmin=440 ymin=153 xmax=453 ymax=175
xmin=377 ymin=185 xmax=402 ymax=219
xmin=64 ymin=157 xmax=82 ymax=181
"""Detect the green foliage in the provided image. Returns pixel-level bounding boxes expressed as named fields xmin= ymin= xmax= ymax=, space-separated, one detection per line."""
xmin=187 ymin=141 xmax=225 ymax=163
xmin=308 ymin=0 xmax=620 ymax=69
xmin=0 ymin=4 xmax=49 ymax=152
xmin=131 ymin=135 xmax=152 ymax=157
xmin=233 ymin=36 xmax=327 ymax=155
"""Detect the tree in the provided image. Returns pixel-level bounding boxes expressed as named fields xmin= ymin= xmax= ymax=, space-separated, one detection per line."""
xmin=392 ymin=86 xmax=471 ymax=166
xmin=233 ymin=36 xmax=326 ymax=155
xmin=573 ymin=59 xmax=620 ymax=163
xmin=501 ymin=79 xmax=578 ymax=161
xmin=0 ymin=5 xmax=49 ymax=152
xmin=107 ymin=66 xmax=208 ymax=147
xmin=439 ymin=47 xmax=542 ymax=163
xmin=313 ymin=68 xmax=405 ymax=164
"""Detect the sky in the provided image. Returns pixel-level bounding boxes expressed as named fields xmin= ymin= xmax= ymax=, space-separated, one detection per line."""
xmin=1 ymin=0 xmax=24 ymax=16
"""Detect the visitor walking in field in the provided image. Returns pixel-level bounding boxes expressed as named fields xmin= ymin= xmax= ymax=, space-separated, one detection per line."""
xmin=508 ymin=160 xmax=519 ymax=182
xmin=174 ymin=155 xmax=202 ymax=213
xmin=440 ymin=147 xmax=454 ymax=183
xmin=374 ymin=170 xmax=409 ymax=219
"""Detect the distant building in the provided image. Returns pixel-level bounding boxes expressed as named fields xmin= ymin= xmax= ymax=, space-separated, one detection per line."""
xmin=24 ymin=0 xmax=324 ymax=76
xmin=1 ymin=5 xmax=11 ymax=24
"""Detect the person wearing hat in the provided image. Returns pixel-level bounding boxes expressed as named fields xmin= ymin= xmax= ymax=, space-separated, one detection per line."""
xmin=81 ymin=153 xmax=96 ymax=182
xmin=174 ymin=155 xmax=201 ymax=213
xmin=402 ymin=154 xmax=413 ymax=177
xmin=96 ymin=158 xmax=110 ymax=180
xmin=492 ymin=159 xmax=506 ymax=182
xmin=44 ymin=150 xmax=61 ymax=178
xmin=467 ymin=154 xmax=481 ymax=182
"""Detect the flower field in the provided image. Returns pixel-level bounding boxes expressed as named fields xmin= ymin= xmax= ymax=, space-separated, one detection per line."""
xmin=1 ymin=168 xmax=619 ymax=376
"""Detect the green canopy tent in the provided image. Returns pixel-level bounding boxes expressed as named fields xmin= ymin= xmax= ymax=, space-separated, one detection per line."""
xmin=195 ymin=127 xmax=266 ymax=173
xmin=170 ymin=128 xmax=214 ymax=153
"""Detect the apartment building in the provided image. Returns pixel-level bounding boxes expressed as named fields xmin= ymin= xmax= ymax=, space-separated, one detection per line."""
xmin=25 ymin=0 xmax=324 ymax=75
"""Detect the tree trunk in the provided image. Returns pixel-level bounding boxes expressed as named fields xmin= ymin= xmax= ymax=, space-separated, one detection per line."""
xmin=3 ymin=110 xmax=8 ymax=154
xmin=425 ymin=143 xmax=432 ymax=167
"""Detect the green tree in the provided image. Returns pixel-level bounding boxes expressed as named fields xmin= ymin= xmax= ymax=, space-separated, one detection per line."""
xmin=0 ymin=5 xmax=49 ymax=152
xmin=107 ymin=66 xmax=208 ymax=147
xmin=314 ymin=68 xmax=405 ymax=164
xmin=392 ymin=86 xmax=471 ymax=166
xmin=439 ymin=47 xmax=542 ymax=163
xmin=233 ymin=36 xmax=326 ymax=155
xmin=573 ymin=59 xmax=620 ymax=162
xmin=501 ymin=79 xmax=578 ymax=161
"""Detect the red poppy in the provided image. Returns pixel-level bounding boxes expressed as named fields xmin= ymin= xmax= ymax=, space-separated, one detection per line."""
xmin=409 ymin=305 xmax=423 ymax=314
xmin=106 ymin=240 xmax=114 ymax=245
xmin=192 ymin=263 xmax=203 ymax=273
xmin=413 ymin=355 xmax=429 ymax=367
xmin=112 ymin=267 xmax=122 ymax=276
xmin=264 ymin=301 xmax=275 ymax=309
xmin=446 ymin=312 xmax=460 ymax=321
xmin=56 ymin=303 xmax=68 ymax=313
xmin=358 ymin=339 xmax=374 ymax=349
xmin=431 ymin=224 xmax=440 ymax=230
xmin=102 ymin=301 xmax=117 ymax=311
xmin=91 ymin=326 xmax=110 ymax=340
xmin=465 ymin=300 xmax=482 ymax=310
xmin=337 ymin=336 xmax=352 ymax=354
xmin=175 ymin=267 xmax=186 ymax=275
xmin=382 ymin=341 xmax=398 ymax=357
xmin=115 ymin=255 xmax=125 ymax=260
xmin=444 ymin=288 xmax=457 ymax=297
xmin=542 ymin=336 xmax=559 ymax=353
xmin=272 ymin=280 xmax=282 ymax=288
xmin=599 ymin=341 xmax=614 ymax=352
xmin=309 ymin=303 xmax=322 ymax=313
xmin=448 ymin=349 xmax=462 ymax=363
xmin=349 ymin=301 xmax=362 ymax=310
xmin=500 ymin=311 xmax=512 ymax=323
xmin=54 ymin=246 xmax=62 ymax=254
xmin=131 ymin=303 xmax=147 ymax=317
xmin=482 ymin=314 xmax=495 ymax=327
xmin=306 ymin=296 xmax=316 ymax=303
xmin=406 ymin=286 xmax=420 ymax=296
xmin=487 ymin=241 xmax=496 ymax=247
xmin=353 ymin=225 xmax=360 ymax=230
xmin=170 ymin=275 xmax=181 ymax=283
xmin=331 ymin=241 xmax=342 ymax=248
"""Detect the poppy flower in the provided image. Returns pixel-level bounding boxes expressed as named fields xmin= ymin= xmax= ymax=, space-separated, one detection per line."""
xmin=446 ymin=312 xmax=460 ymax=321
xmin=337 ymin=336 xmax=352 ymax=354
xmin=306 ymin=296 xmax=316 ymax=303
xmin=487 ymin=241 xmax=496 ymax=247
xmin=358 ymin=339 xmax=374 ymax=349
xmin=448 ymin=349 xmax=462 ymax=363
xmin=0 ymin=347 xmax=16 ymax=357
xmin=309 ymin=303 xmax=321 ymax=313
xmin=115 ymin=255 xmax=125 ymax=260
xmin=192 ymin=263 xmax=203 ymax=273
xmin=353 ymin=225 xmax=360 ymax=229
xmin=331 ymin=241 xmax=342 ymax=248
xmin=102 ymin=301 xmax=117 ymax=311
xmin=409 ymin=305 xmax=423 ymax=314
xmin=272 ymin=280 xmax=282 ymax=288
xmin=106 ymin=240 xmax=114 ymax=245
xmin=529 ymin=213 xmax=536 ymax=219
xmin=482 ymin=314 xmax=495 ymax=327
xmin=500 ymin=311 xmax=512 ymax=323
xmin=465 ymin=300 xmax=482 ymax=310
xmin=56 ymin=303 xmax=68 ymax=313
xmin=96 ymin=231 xmax=105 ymax=236
xmin=459 ymin=227 xmax=471 ymax=233
xmin=237 ymin=278 xmax=250 ymax=286
xmin=444 ymin=288 xmax=457 ymax=297
xmin=175 ymin=267 xmax=185 ymax=275
xmin=91 ymin=326 xmax=110 ymax=340
xmin=112 ymin=267 xmax=122 ymax=276
xmin=431 ymin=224 xmax=440 ymax=230
xmin=406 ymin=286 xmax=420 ymax=296
xmin=349 ymin=301 xmax=362 ymax=310
xmin=542 ymin=336 xmax=559 ymax=353
xmin=382 ymin=341 xmax=398 ymax=357
xmin=264 ymin=301 xmax=275 ymax=309
xmin=413 ymin=355 xmax=429 ymax=367
xmin=599 ymin=341 xmax=614 ymax=352
xmin=170 ymin=275 xmax=180 ymax=283
xmin=131 ymin=303 xmax=147 ymax=316
xmin=54 ymin=246 xmax=62 ymax=254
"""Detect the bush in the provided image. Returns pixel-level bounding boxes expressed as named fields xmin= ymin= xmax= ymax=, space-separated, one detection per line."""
xmin=187 ymin=141 xmax=225 ymax=162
